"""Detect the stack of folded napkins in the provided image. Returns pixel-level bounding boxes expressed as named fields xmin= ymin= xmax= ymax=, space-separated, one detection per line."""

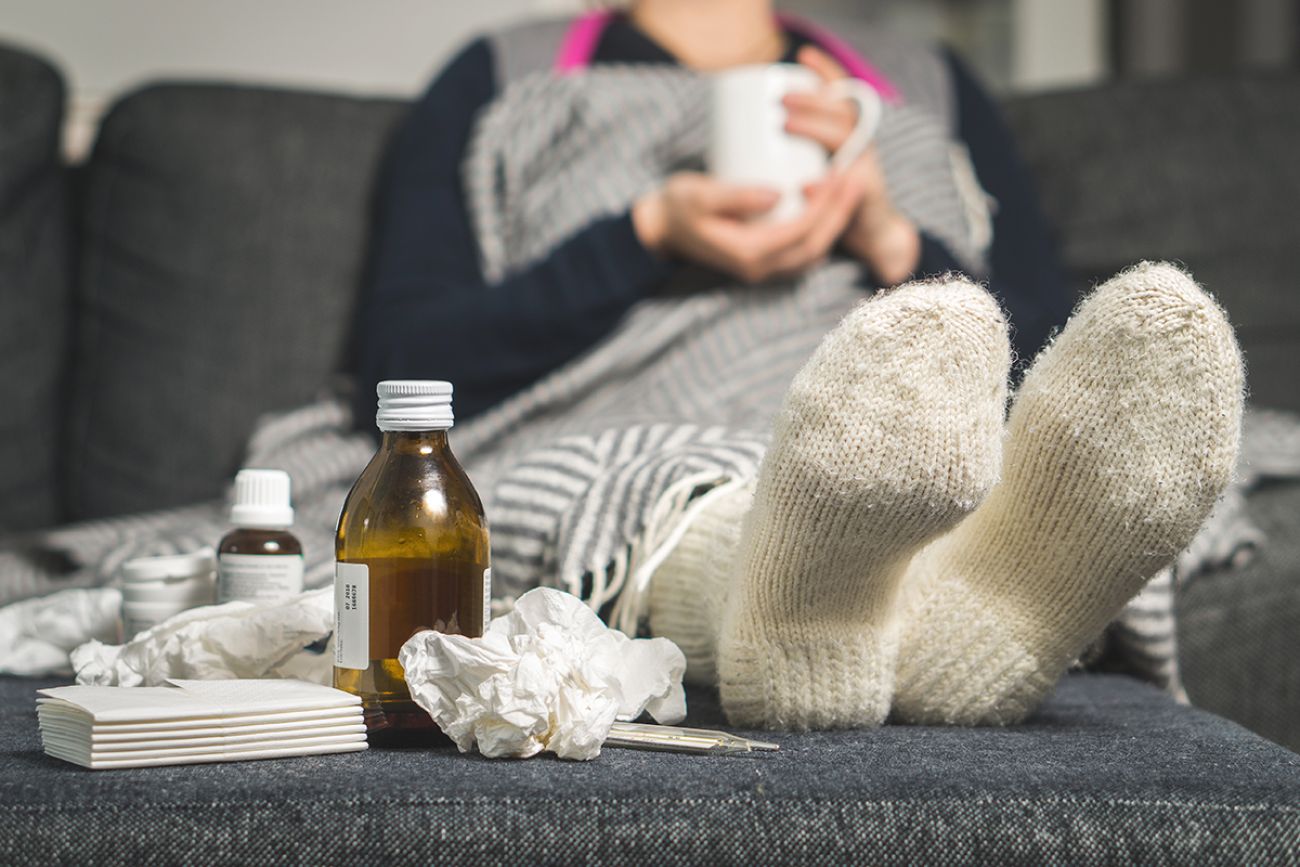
xmin=37 ymin=678 xmax=367 ymax=769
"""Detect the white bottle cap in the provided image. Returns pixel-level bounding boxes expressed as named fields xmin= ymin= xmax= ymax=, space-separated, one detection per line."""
xmin=119 ymin=549 xmax=217 ymax=611
xmin=229 ymin=469 xmax=294 ymax=529
xmin=376 ymin=380 xmax=454 ymax=432
xmin=120 ymin=548 xmax=217 ymax=584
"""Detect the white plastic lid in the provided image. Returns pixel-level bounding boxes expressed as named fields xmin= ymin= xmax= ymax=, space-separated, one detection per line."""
xmin=229 ymin=469 xmax=294 ymax=528
xmin=120 ymin=548 xmax=217 ymax=584
xmin=376 ymin=380 xmax=454 ymax=431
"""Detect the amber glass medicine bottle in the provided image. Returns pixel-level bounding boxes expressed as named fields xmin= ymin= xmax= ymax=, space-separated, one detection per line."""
xmin=217 ymin=469 xmax=303 ymax=604
xmin=334 ymin=380 xmax=490 ymax=735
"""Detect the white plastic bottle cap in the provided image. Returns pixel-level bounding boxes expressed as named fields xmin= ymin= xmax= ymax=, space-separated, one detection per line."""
xmin=119 ymin=548 xmax=217 ymax=614
xmin=120 ymin=548 xmax=217 ymax=584
xmin=376 ymin=380 xmax=454 ymax=432
xmin=230 ymin=469 xmax=294 ymax=528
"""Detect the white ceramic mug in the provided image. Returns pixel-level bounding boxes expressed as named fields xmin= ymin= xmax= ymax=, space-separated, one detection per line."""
xmin=708 ymin=63 xmax=883 ymax=222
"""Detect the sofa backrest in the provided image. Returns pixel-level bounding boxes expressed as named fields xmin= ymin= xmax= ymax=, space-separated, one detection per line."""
xmin=66 ymin=84 xmax=403 ymax=521
xmin=0 ymin=43 xmax=69 ymax=533
xmin=1004 ymin=73 xmax=1300 ymax=413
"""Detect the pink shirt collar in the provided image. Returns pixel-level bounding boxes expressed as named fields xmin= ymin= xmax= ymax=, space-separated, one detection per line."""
xmin=554 ymin=10 xmax=901 ymax=104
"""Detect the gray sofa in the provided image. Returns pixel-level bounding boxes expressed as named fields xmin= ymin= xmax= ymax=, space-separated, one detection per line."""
xmin=2 ymin=40 xmax=1298 ymax=864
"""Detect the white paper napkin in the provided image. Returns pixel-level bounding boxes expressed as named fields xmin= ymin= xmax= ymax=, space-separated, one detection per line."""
xmin=36 ymin=679 xmax=367 ymax=770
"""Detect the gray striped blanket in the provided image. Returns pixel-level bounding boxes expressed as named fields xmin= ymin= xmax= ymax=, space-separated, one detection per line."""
xmin=4 ymin=68 xmax=1296 ymax=691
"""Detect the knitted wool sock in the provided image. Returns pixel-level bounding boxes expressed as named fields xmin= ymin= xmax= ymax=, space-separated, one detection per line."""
xmin=892 ymin=263 xmax=1244 ymax=726
xmin=715 ymin=278 xmax=1010 ymax=730
xmin=647 ymin=483 xmax=754 ymax=687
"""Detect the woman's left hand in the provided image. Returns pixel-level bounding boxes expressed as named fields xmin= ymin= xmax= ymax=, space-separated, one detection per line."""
xmin=784 ymin=46 xmax=922 ymax=286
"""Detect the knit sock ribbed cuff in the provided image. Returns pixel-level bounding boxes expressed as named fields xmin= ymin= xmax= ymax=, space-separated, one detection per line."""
xmin=649 ymin=581 xmax=723 ymax=686
xmin=647 ymin=484 xmax=752 ymax=687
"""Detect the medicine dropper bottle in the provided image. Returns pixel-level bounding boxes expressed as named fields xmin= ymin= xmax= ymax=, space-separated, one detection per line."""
xmin=217 ymin=469 xmax=303 ymax=604
xmin=334 ymin=380 xmax=490 ymax=736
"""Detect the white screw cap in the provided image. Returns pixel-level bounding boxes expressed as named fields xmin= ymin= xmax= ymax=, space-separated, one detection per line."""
xmin=230 ymin=469 xmax=294 ymax=529
xmin=120 ymin=548 xmax=217 ymax=583
xmin=376 ymin=380 xmax=454 ymax=431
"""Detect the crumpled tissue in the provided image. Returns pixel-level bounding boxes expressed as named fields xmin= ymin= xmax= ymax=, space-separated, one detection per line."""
xmin=0 ymin=588 xmax=123 ymax=676
xmin=399 ymin=587 xmax=686 ymax=761
xmin=71 ymin=589 xmax=334 ymax=686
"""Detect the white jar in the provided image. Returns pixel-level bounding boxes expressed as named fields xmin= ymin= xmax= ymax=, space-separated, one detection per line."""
xmin=119 ymin=549 xmax=218 ymax=640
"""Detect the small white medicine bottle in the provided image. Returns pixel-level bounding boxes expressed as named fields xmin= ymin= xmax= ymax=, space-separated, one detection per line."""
xmin=217 ymin=469 xmax=304 ymax=604
xmin=120 ymin=549 xmax=218 ymax=639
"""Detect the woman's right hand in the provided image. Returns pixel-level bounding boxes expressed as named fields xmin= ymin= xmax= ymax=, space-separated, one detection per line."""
xmin=632 ymin=172 xmax=866 ymax=284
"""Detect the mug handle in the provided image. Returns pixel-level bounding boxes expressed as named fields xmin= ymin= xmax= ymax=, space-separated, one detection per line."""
xmin=825 ymin=79 xmax=883 ymax=170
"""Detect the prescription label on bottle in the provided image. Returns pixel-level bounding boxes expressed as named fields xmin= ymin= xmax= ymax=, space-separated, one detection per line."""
xmin=335 ymin=562 xmax=369 ymax=670
xmin=482 ymin=567 xmax=492 ymax=634
xmin=218 ymin=554 xmax=303 ymax=604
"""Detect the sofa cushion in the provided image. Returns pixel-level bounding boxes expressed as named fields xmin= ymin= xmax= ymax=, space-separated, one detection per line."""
xmin=66 ymin=84 xmax=404 ymax=520
xmin=1 ymin=674 xmax=1297 ymax=865
xmin=1005 ymin=74 xmax=1300 ymax=413
xmin=0 ymin=42 xmax=70 ymax=532
xmin=1179 ymin=480 xmax=1300 ymax=754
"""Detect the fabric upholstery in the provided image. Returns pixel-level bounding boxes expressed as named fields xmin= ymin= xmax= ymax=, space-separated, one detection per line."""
xmin=1180 ymin=481 xmax=1300 ymax=753
xmin=66 ymin=84 xmax=403 ymax=520
xmin=1004 ymin=74 xmax=1300 ymax=413
xmin=0 ymin=43 xmax=69 ymax=531
xmin=2 ymin=674 xmax=1298 ymax=865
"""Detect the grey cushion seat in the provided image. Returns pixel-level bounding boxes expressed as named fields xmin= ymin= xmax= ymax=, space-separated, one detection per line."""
xmin=3 ymin=674 xmax=1297 ymax=865
xmin=0 ymin=42 xmax=69 ymax=533
xmin=1004 ymin=74 xmax=1300 ymax=415
xmin=65 ymin=84 xmax=404 ymax=521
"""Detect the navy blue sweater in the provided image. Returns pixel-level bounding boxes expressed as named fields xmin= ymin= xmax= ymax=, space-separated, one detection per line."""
xmin=353 ymin=20 xmax=1072 ymax=426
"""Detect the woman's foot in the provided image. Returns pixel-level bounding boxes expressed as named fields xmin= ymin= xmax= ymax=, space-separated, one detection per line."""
xmin=714 ymin=277 xmax=1010 ymax=729
xmin=648 ymin=481 xmax=754 ymax=688
xmin=892 ymin=263 xmax=1244 ymax=725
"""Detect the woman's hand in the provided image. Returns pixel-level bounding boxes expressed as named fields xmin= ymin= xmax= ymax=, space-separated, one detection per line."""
xmin=633 ymin=171 xmax=867 ymax=284
xmin=783 ymin=46 xmax=921 ymax=286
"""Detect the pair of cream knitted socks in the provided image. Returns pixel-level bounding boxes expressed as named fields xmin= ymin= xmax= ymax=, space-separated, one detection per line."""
xmin=648 ymin=263 xmax=1243 ymax=729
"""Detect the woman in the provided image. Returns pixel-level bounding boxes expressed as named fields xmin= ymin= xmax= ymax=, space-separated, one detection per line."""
xmin=354 ymin=0 xmax=1242 ymax=730
xmin=355 ymin=0 xmax=1071 ymax=422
